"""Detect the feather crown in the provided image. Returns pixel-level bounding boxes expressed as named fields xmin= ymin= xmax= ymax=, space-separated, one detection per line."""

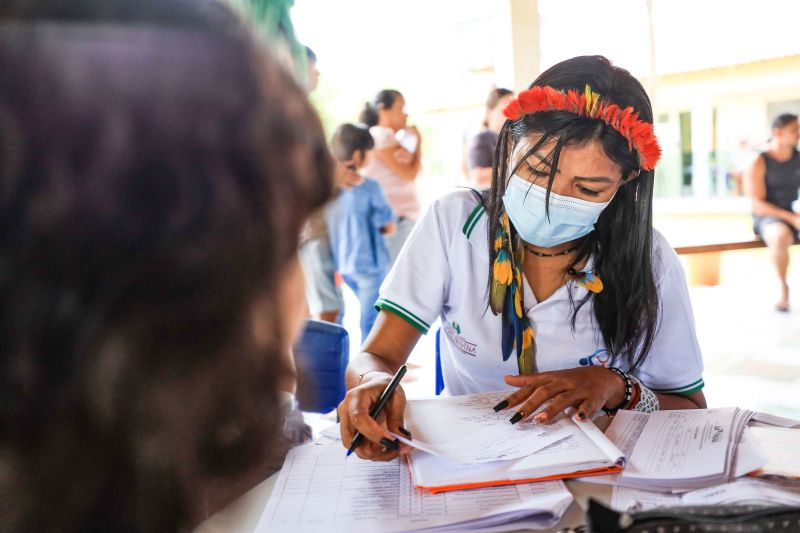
xmin=503 ymin=84 xmax=661 ymax=171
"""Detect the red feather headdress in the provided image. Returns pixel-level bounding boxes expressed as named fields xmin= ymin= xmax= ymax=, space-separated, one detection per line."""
xmin=503 ymin=84 xmax=661 ymax=171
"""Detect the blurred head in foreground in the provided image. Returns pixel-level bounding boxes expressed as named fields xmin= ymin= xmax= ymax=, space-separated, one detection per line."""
xmin=0 ymin=4 xmax=333 ymax=531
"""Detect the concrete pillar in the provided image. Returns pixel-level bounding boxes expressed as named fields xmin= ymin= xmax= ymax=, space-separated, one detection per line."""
xmin=494 ymin=0 xmax=540 ymax=92
xmin=691 ymin=98 xmax=714 ymax=197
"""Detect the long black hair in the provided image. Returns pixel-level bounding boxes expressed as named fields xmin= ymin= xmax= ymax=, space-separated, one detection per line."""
xmin=0 ymin=13 xmax=332 ymax=533
xmin=359 ymin=89 xmax=402 ymax=127
xmin=486 ymin=55 xmax=658 ymax=372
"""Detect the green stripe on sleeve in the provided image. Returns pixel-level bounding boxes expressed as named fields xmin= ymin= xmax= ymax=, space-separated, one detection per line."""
xmin=374 ymin=298 xmax=430 ymax=334
xmin=651 ymin=378 xmax=705 ymax=396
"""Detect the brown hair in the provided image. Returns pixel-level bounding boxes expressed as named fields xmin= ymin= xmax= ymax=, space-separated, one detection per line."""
xmin=0 ymin=17 xmax=332 ymax=533
xmin=331 ymin=123 xmax=375 ymax=162
xmin=359 ymin=89 xmax=403 ymax=128
xmin=772 ymin=112 xmax=798 ymax=130
xmin=483 ymin=87 xmax=513 ymax=127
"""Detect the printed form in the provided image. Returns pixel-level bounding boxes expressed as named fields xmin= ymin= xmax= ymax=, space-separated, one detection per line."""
xmin=609 ymin=409 xmax=732 ymax=479
xmin=395 ymin=391 xmax=576 ymax=463
xmin=583 ymin=407 xmax=759 ymax=492
xmin=256 ymin=441 xmax=573 ymax=533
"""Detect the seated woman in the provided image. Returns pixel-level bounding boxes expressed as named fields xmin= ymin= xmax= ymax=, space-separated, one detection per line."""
xmin=745 ymin=113 xmax=800 ymax=312
xmin=0 ymin=13 xmax=332 ymax=532
xmin=338 ymin=55 xmax=706 ymax=460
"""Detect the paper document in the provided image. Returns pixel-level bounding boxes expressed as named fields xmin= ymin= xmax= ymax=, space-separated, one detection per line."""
xmin=395 ymin=392 xmax=625 ymax=492
xmin=749 ymin=412 xmax=800 ymax=429
xmin=748 ymin=426 xmax=800 ymax=479
xmin=585 ymin=407 xmax=758 ymax=492
xmin=612 ymin=478 xmax=800 ymax=512
xmin=733 ymin=428 xmax=769 ymax=477
xmin=623 ymin=409 xmax=733 ymax=479
xmin=255 ymin=441 xmax=573 ymax=533
xmin=611 ymin=486 xmax=681 ymax=512
xmin=396 ymin=391 xmax=577 ymax=463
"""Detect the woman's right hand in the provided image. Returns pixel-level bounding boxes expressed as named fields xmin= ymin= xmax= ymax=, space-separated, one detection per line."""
xmin=337 ymin=373 xmax=411 ymax=461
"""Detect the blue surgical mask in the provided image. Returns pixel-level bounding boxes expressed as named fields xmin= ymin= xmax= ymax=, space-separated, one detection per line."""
xmin=502 ymin=174 xmax=613 ymax=247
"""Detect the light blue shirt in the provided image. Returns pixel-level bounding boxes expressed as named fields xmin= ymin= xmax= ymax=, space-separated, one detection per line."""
xmin=325 ymin=177 xmax=395 ymax=276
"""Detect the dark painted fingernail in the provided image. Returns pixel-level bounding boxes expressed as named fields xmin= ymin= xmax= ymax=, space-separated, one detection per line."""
xmin=380 ymin=437 xmax=399 ymax=450
xmin=493 ymin=400 xmax=509 ymax=412
xmin=509 ymin=411 xmax=524 ymax=424
xmin=398 ymin=426 xmax=413 ymax=439
xmin=578 ymin=411 xmax=586 ymax=420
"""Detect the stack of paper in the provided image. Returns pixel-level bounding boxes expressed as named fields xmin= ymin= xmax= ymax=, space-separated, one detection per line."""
xmin=749 ymin=412 xmax=800 ymax=429
xmin=393 ymin=391 xmax=626 ymax=493
xmin=748 ymin=426 xmax=800 ymax=481
xmin=255 ymin=439 xmax=573 ymax=533
xmin=611 ymin=477 xmax=800 ymax=512
xmin=587 ymin=407 xmax=760 ymax=492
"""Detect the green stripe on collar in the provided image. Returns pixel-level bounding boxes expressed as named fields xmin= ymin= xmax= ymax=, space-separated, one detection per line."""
xmin=462 ymin=204 xmax=486 ymax=238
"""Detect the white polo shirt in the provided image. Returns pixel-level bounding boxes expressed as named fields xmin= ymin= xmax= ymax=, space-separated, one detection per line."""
xmin=376 ymin=190 xmax=704 ymax=397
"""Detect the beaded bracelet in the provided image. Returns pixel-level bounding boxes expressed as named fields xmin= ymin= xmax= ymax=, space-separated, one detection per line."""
xmin=627 ymin=379 xmax=642 ymax=410
xmin=602 ymin=366 xmax=633 ymax=415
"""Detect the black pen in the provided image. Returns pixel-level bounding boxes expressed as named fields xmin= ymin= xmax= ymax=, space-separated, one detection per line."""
xmin=346 ymin=364 xmax=407 ymax=457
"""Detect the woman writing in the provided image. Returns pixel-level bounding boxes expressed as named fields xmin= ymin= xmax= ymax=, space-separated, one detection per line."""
xmin=360 ymin=89 xmax=423 ymax=261
xmin=339 ymin=56 xmax=706 ymax=460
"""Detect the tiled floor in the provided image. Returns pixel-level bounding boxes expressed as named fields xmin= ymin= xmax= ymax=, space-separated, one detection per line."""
xmin=323 ymin=260 xmax=800 ymax=433
xmin=692 ymin=279 xmax=800 ymax=419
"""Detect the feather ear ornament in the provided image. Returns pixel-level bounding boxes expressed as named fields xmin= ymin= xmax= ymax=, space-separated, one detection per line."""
xmin=575 ymin=270 xmax=604 ymax=293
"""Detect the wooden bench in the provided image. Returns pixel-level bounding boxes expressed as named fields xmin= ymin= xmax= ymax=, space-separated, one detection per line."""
xmin=675 ymin=239 xmax=768 ymax=255
xmin=674 ymin=238 xmax=800 ymax=286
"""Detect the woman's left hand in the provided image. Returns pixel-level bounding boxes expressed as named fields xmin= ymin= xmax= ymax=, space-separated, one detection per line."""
xmin=496 ymin=367 xmax=625 ymax=424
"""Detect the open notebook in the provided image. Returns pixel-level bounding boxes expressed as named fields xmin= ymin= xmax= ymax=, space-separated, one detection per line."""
xmin=392 ymin=391 xmax=625 ymax=493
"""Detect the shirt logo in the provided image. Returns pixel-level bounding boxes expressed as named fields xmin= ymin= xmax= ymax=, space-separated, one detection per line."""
xmin=443 ymin=320 xmax=476 ymax=356
xmin=579 ymin=348 xmax=610 ymax=367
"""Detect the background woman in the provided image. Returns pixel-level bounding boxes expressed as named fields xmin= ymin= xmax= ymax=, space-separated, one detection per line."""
xmin=465 ymin=87 xmax=514 ymax=188
xmin=745 ymin=113 xmax=800 ymax=312
xmin=360 ymin=89 xmax=423 ymax=262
